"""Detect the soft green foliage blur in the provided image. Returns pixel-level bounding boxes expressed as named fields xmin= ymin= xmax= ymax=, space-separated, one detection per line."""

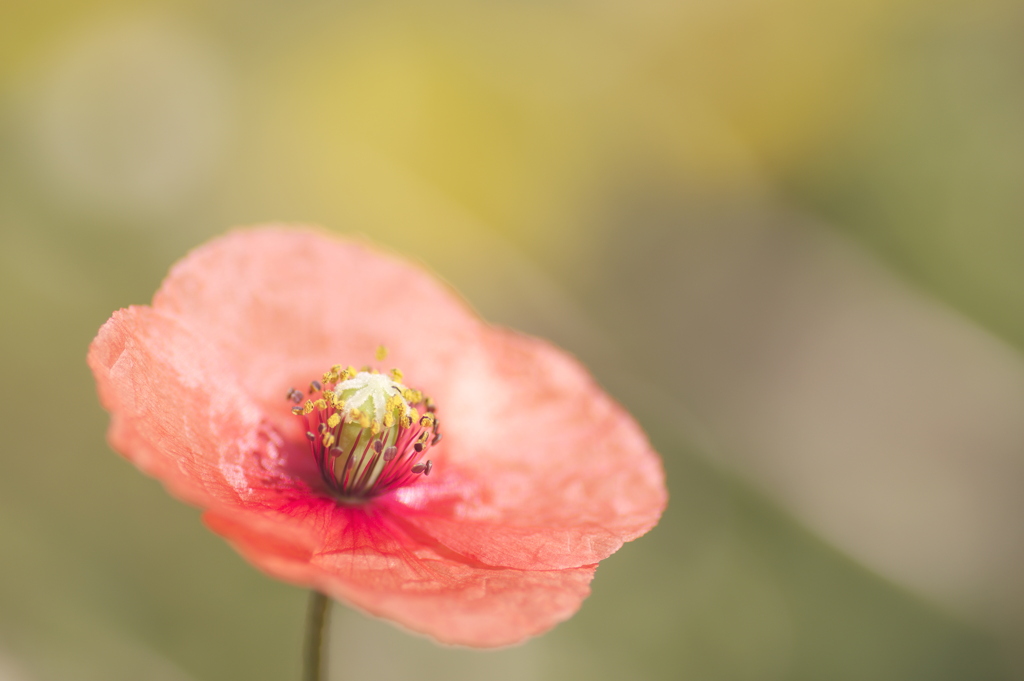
xmin=2 ymin=1 xmax=1023 ymax=679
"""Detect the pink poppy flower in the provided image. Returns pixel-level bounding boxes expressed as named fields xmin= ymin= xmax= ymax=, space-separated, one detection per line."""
xmin=88 ymin=227 xmax=666 ymax=647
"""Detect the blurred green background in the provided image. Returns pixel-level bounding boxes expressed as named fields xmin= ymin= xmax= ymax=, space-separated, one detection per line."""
xmin=3 ymin=0 xmax=1024 ymax=679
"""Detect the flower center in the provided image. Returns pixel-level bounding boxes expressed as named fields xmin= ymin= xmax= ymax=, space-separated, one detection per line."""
xmin=287 ymin=364 xmax=440 ymax=500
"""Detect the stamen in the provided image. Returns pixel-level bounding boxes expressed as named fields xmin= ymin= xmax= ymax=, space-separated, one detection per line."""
xmin=293 ymin=365 xmax=441 ymax=500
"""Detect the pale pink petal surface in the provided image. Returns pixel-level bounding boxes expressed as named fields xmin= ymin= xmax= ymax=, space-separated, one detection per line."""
xmin=204 ymin=507 xmax=596 ymax=647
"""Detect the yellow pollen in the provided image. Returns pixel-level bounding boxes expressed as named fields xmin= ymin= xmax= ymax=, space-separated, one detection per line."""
xmin=302 ymin=400 xmax=314 ymax=415
xmin=314 ymin=399 xmax=327 ymax=411
xmin=371 ymin=420 xmax=381 ymax=435
xmin=390 ymin=368 xmax=404 ymax=382
xmin=357 ymin=413 xmax=371 ymax=429
xmin=419 ymin=413 xmax=435 ymax=428
xmin=383 ymin=412 xmax=395 ymax=428
xmin=400 ymin=414 xmax=413 ymax=429
xmin=327 ymin=413 xmax=341 ymax=428
xmin=376 ymin=345 xmax=389 ymax=361
xmin=322 ymin=432 xmax=336 ymax=448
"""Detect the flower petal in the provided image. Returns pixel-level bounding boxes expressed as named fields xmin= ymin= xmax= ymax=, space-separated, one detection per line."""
xmin=397 ymin=328 xmax=668 ymax=570
xmin=203 ymin=503 xmax=596 ymax=647
xmin=88 ymin=306 xmax=314 ymax=510
xmin=150 ymin=227 xmax=480 ymax=411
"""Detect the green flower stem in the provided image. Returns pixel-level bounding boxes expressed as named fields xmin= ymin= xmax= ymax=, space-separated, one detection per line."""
xmin=303 ymin=591 xmax=331 ymax=681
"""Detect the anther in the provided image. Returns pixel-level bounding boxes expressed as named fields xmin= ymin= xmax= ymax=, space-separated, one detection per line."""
xmin=295 ymin=365 xmax=441 ymax=499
